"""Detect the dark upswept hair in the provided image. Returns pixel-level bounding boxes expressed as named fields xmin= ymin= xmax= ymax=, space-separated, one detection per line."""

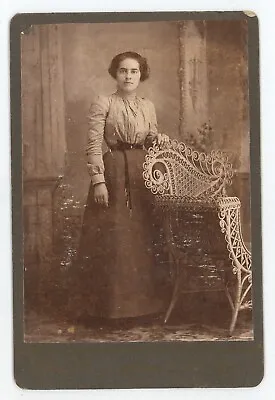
xmin=108 ymin=51 xmax=150 ymax=82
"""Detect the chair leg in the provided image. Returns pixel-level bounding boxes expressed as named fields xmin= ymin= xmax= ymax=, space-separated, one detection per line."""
xmin=229 ymin=306 xmax=240 ymax=336
xmin=164 ymin=258 xmax=182 ymax=323
xmin=229 ymin=272 xmax=242 ymax=336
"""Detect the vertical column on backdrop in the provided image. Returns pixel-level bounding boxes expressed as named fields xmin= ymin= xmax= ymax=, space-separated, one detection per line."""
xmin=22 ymin=24 xmax=66 ymax=289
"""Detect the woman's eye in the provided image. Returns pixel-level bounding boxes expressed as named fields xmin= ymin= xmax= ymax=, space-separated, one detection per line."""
xmin=118 ymin=69 xmax=139 ymax=75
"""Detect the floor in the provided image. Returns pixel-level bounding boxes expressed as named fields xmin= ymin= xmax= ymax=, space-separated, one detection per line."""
xmin=24 ymin=294 xmax=253 ymax=343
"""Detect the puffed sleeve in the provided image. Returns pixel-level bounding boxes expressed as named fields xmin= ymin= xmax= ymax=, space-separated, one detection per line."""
xmin=86 ymin=95 xmax=110 ymax=185
xmin=144 ymin=99 xmax=158 ymax=149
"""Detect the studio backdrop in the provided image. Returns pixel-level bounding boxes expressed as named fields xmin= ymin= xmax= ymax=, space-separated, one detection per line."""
xmin=21 ymin=20 xmax=250 ymax=313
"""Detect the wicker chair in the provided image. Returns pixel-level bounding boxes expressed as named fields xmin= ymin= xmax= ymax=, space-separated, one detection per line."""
xmin=143 ymin=140 xmax=252 ymax=335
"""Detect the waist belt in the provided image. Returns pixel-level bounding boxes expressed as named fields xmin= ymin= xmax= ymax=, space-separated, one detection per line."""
xmin=109 ymin=141 xmax=143 ymax=151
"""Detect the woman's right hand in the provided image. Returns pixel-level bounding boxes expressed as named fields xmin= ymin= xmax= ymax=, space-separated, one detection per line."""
xmin=94 ymin=182 xmax=109 ymax=207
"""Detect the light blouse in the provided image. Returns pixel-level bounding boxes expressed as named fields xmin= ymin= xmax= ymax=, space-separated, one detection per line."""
xmin=86 ymin=92 xmax=158 ymax=185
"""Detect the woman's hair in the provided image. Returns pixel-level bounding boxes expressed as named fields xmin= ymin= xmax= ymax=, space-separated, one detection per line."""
xmin=108 ymin=51 xmax=150 ymax=82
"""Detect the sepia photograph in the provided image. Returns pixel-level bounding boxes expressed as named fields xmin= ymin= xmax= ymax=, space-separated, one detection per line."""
xmin=21 ymin=17 xmax=253 ymax=344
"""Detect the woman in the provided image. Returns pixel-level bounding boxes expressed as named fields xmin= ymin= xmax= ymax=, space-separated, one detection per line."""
xmin=72 ymin=51 xmax=169 ymax=325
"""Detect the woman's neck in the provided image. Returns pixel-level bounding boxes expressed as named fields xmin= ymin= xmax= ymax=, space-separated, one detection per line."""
xmin=115 ymin=89 xmax=137 ymax=100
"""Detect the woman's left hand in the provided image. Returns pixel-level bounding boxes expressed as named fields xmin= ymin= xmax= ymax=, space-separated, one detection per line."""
xmin=155 ymin=133 xmax=170 ymax=147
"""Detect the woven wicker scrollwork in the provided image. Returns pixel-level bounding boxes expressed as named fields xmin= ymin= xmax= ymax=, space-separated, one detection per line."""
xmin=143 ymin=140 xmax=233 ymax=198
xmin=218 ymin=197 xmax=252 ymax=333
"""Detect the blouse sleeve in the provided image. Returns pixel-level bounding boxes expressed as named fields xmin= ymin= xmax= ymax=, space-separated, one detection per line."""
xmin=86 ymin=95 xmax=109 ymax=185
xmin=144 ymin=99 xmax=158 ymax=149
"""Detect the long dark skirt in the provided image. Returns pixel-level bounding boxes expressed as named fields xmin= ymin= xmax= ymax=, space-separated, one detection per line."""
xmin=71 ymin=148 xmax=165 ymax=319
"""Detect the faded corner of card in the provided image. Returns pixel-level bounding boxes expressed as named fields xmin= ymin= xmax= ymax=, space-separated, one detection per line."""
xmin=242 ymin=10 xmax=258 ymax=19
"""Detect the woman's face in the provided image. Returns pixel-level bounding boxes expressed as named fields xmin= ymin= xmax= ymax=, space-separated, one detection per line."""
xmin=116 ymin=58 xmax=141 ymax=94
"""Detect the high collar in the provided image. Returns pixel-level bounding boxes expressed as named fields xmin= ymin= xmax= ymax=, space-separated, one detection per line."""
xmin=115 ymin=89 xmax=138 ymax=101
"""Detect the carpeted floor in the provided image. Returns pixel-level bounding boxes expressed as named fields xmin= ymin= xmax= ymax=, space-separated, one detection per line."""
xmin=24 ymin=295 xmax=253 ymax=343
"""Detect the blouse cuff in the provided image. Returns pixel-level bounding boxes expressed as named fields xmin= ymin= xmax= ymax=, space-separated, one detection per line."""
xmin=87 ymin=163 xmax=105 ymax=185
xmin=91 ymin=173 xmax=105 ymax=185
